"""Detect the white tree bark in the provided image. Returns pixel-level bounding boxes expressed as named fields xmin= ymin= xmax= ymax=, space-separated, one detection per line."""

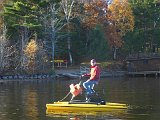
xmin=19 ymin=26 xmax=30 ymax=70
xmin=49 ymin=3 xmax=56 ymax=68
xmin=0 ymin=25 xmax=8 ymax=72
xmin=61 ymin=0 xmax=75 ymax=65
xmin=0 ymin=24 xmax=17 ymax=72
xmin=40 ymin=1 xmax=62 ymax=69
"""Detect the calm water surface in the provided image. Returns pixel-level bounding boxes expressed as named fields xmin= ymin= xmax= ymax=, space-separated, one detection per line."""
xmin=0 ymin=77 xmax=160 ymax=120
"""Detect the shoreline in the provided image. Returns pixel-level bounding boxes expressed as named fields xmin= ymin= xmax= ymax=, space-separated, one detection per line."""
xmin=0 ymin=67 xmax=127 ymax=80
xmin=0 ymin=67 xmax=80 ymax=80
xmin=0 ymin=74 xmax=55 ymax=80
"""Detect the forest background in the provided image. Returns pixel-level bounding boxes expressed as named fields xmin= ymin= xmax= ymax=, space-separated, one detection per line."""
xmin=0 ymin=0 xmax=160 ymax=75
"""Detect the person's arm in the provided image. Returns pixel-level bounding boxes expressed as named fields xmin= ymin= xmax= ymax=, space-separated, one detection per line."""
xmin=81 ymin=73 xmax=91 ymax=77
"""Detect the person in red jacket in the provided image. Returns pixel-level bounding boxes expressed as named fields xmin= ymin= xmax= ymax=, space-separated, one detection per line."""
xmin=81 ymin=59 xmax=100 ymax=100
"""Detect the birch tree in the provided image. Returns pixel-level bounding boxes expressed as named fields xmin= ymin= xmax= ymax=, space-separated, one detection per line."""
xmin=60 ymin=0 xmax=75 ymax=65
xmin=0 ymin=24 xmax=16 ymax=73
xmin=0 ymin=24 xmax=8 ymax=72
xmin=39 ymin=0 xmax=62 ymax=69
xmin=48 ymin=1 xmax=60 ymax=68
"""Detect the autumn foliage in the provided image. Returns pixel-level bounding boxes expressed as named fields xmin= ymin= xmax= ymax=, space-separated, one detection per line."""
xmin=83 ymin=0 xmax=108 ymax=28
xmin=24 ymin=39 xmax=38 ymax=59
xmin=106 ymin=0 xmax=134 ymax=48
xmin=83 ymin=0 xmax=134 ymax=49
xmin=108 ymin=0 xmax=134 ymax=36
xmin=23 ymin=39 xmax=38 ymax=72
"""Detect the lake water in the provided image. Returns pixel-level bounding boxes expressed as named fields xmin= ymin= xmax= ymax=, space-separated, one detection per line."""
xmin=0 ymin=77 xmax=160 ymax=120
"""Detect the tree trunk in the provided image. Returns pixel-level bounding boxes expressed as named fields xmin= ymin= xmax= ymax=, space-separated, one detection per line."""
xmin=61 ymin=0 xmax=75 ymax=65
xmin=50 ymin=3 xmax=57 ymax=69
xmin=51 ymin=25 xmax=55 ymax=69
xmin=113 ymin=46 xmax=117 ymax=60
xmin=0 ymin=25 xmax=7 ymax=72
xmin=20 ymin=28 xmax=28 ymax=69
xmin=67 ymin=35 xmax=73 ymax=65
xmin=85 ymin=30 xmax=90 ymax=50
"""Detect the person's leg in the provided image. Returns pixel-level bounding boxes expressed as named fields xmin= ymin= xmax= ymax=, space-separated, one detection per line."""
xmin=83 ymin=80 xmax=91 ymax=101
xmin=91 ymin=84 xmax=95 ymax=93
xmin=83 ymin=80 xmax=98 ymax=101
xmin=90 ymin=81 xmax=98 ymax=94
xmin=83 ymin=80 xmax=98 ymax=94
xmin=83 ymin=80 xmax=93 ymax=94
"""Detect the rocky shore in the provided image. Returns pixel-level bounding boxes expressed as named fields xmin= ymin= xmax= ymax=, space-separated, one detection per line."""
xmin=0 ymin=74 xmax=54 ymax=80
xmin=0 ymin=68 xmax=80 ymax=80
xmin=0 ymin=67 xmax=126 ymax=80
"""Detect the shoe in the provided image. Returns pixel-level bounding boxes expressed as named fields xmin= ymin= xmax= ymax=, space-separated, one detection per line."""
xmin=85 ymin=94 xmax=91 ymax=102
xmin=85 ymin=98 xmax=90 ymax=103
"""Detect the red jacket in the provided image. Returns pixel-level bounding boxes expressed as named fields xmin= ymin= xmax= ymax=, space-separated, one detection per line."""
xmin=84 ymin=65 xmax=100 ymax=81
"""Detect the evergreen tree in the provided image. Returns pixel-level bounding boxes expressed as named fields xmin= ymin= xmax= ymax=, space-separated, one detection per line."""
xmin=127 ymin=0 xmax=160 ymax=53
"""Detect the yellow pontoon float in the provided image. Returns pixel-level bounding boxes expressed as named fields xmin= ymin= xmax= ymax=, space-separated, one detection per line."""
xmin=46 ymin=100 xmax=128 ymax=114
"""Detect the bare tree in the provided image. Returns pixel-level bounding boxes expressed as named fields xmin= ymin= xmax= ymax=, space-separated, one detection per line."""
xmin=49 ymin=3 xmax=57 ymax=68
xmin=0 ymin=24 xmax=16 ymax=73
xmin=40 ymin=1 xmax=63 ymax=69
xmin=60 ymin=0 xmax=75 ymax=65
xmin=18 ymin=25 xmax=32 ymax=71
xmin=0 ymin=24 xmax=7 ymax=72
